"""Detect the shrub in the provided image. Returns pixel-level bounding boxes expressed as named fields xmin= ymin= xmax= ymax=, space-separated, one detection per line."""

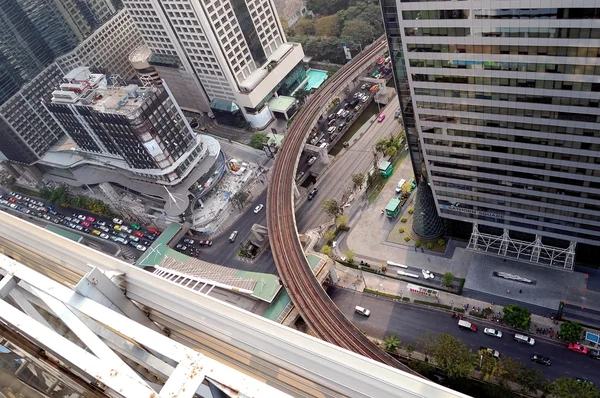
xmin=414 ymin=241 xmax=422 ymax=248
xmin=437 ymin=239 xmax=446 ymax=246
xmin=322 ymin=245 xmax=332 ymax=256
xmin=408 ymin=208 xmax=414 ymax=214
xmin=398 ymin=228 xmax=405 ymax=233
xmin=404 ymin=236 xmax=411 ymax=242
xmin=426 ymin=242 xmax=434 ymax=249
xmin=402 ymin=297 xmax=410 ymax=302
xmin=401 ymin=217 xmax=407 ymax=223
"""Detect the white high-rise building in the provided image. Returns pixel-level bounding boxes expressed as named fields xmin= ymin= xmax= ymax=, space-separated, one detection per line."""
xmin=123 ymin=0 xmax=305 ymax=129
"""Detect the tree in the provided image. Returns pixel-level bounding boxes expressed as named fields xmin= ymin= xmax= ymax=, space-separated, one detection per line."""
xmin=417 ymin=331 xmax=435 ymax=363
xmin=478 ymin=349 xmax=506 ymax=382
xmin=321 ymin=198 xmax=340 ymax=218
xmin=294 ymin=89 xmax=310 ymax=106
xmin=314 ymin=15 xmax=341 ymax=37
xmin=341 ymin=19 xmax=375 ymax=47
xmin=406 ymin=343 xmax=415 ymax=359
xmin=322 ymin=244 xmax=332 ymax=256
xmin=230 ymin=191 xmax=250 ymax=209
xmin=514 ymin=366 xmax=544 ymax=394
xmin=384 ymin=334 xmax=401 ymax=354
xmin=336 ymin=215 xmax=348 ymax=229
xmin=502 ymin=304 xmax=531 ymax=330
xmin=558 ymin=321 xmax=584 ymax=343
xmin=432 ymin=333 xmax=476 ymax=378
xmin=249 ymin=133 xmax=267 ymax=149
xmin=442 ymin=272 xmax=454 ymax=288
xmin=294 ymin=18 xmax=315 ymax=35
xmin=336 ymin=2 xmax=384 ymax=37
xmin=39 ymin=186 xmax=52 ymax=200
xmin=307 ymin=0 xmax=348 ymax=16
xmin=342 ymin=249 xmax=354 ymax=263
xmin=548 ymin=377 xmax=600 ymax=398
xmin=324 ymin=229 xmax=336 ymax=242
xmin=351 ymin=173 xmax=365 ymax=191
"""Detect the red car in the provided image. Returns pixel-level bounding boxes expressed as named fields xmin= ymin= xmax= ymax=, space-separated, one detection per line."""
xmin=81 ymin=221 xmax=91 ymax=227
xmin=147 ymin=227 xmax=161 ymax=235
xmin=8 ymin=197 xmax=16 ymax=203
xmin=86 ymin=216 xmax=95 ymax=222
xmin=568 ymin=343 xmax=588 ymax=354
xmin=377 ymin=113 xmax=386 ymax=122
xmin=199 ymin=240 xmax=213 ymax=246
xmin=133 ymin=231 xmax=144 ymax=238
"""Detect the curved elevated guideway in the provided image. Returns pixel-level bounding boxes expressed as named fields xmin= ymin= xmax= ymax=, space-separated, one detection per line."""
xmin=267 ymin=40 xmax=419 ymax=373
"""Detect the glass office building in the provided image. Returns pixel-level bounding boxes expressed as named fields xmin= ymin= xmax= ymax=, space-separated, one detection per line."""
xmin=381 ymin=1 xmax=600 ymax=265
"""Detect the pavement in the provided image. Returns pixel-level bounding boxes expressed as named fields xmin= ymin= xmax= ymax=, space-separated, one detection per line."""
xmin=328 ymin=285 xmax=599 ymax=384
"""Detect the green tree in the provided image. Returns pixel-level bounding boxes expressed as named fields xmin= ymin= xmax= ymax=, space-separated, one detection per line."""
xmin=321 ymin=198 xmax=340 ymax=218
xmin=230 ymin=191 xmax=250 ymax=209
xmin=514 ymin=366 xmax=544 ymax=395
xmin=406 ymin=343 xmax=415 ymax=359
xmin=336 ymin=215 xmax=348 ymax=229
xmin=342 ymin=249 xmax=354 ymax=263
xmin=351 ymin=173 xmax=365 ymax=191
xmin=39 ymin=186 xmax=52 ymax=200
xmin=341 ymin=19 xmax=375 ymax=47
xmin=442 ymin=272 xmax=454 ymax=288
xmin=294 ymin=18 xmax=315 ymax=35
xmin=557 ymin=321 xmax=584 ymax=343
xmin=384 ymin=334 xmax=401 ymax=354
xmin=478 ymin=349 xmax=506 ymax=382
xmin=336 ymin=2 xmax=384 ymax=37
xmin=249 ymin=133 xmax=267 ymax=149
xmin=307 ymin=0 xmax=348 ymax=15
xmin=294 ymin=89 xmax=310 ymax=106
xmin=502 ymin=304 xmax=531 ymax=330
xmin=322 ymin=244 xmax=332 ymax=256
xmin=324 ymin=229 xmax=336 ymax=242
xmin=432 ymin=333 xmax=476 ymax=378
xmin=548 ymin=377 xmax=600 ymax=398
xmin=417 ymin=331 xmax=435 ymax=363
xmin=314 ymin=15 xmax=340 ymax=37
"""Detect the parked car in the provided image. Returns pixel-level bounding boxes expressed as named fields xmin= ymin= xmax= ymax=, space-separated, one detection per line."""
xmin=307 ymin=156 xmax=317 ymax=166
xmin=421 ymin=269 xmax=434 ymax=279
xmin=100 ymin=233 xmax=109 ymax=239
xmin=479 ymin=347 xmax=500 ymax=359
xmin=81 ymin=221 xmax=90 ymax=227
xmin=531 ymin=354 xmax=552 ymax=366
xmin=147 ymin=227 xmax=161 ymax=235
xmin=121 ymin=226 xmax=132 ymax=234
xmin=183 ymin=238 xmax=195 ymax=244
xmin=308 ymin=188 xmax=318 ymax=201
xmin=114 ymin=225 xmax=122 ymax=231
xmin=514 ymin=334 xmax=535 ymax=346
xmin=86 ymin=216 xmax=95 ymax=222
xmin=130 ymin=223 xmax=141 ymax=230
xmin=136 ymin=244 xmax=147 ymax=252
xmin=354 ymin=306 xmax=371 ymax=317
xmin=327 ymin=126 xmax=337 ymax=134
xmin=112 ymin=218 xmax=123 ymax=225
xmin=133 ymin=231 xmax=144 ymax=238
xmin=568 ymin=343 xmax=588 ymax=354
xmin=394 ymin=109 xmax=402 ymax=119
xmin=254 ymin=204 xmax=264 ymax=213
xmin=91 ymin=230 xmax=101 ymax=236
xmin=129 ymin=235 xmax=140 ymax=242
xmin=589 ymin=349 xmax=600 ymax=359
xmin=576 ymin=377 xmax=595 ymax=386
xmin=361 ymin=83 xmax=368 ymax=90
xmin=97 ymin=220 xmax=106 ymax=226
xmin=458 ymin=320 xmax=477 ymax=331
xmin=118 ymin=232 xmax=128 ymax=239
xmin=484 ymin=328 xmax=503 ymax=338
xmin=199 ymin=240 xmax=213 ymax=246
xmin=377 ymin=113 xmax=386 ymax=122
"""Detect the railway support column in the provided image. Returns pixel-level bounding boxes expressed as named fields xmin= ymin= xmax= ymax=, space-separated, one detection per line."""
xmin=318 ymin=147 xmax=330 ymax=164
xmin=293 ymin=183 xmax=300 ymax=199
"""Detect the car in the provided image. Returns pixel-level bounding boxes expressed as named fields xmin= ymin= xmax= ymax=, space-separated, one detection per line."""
xmin=82 ymin=228 xmax=90 ymax=233
xmin=114 ymin=225 xmax=122 ymax=231
xmin=110 ymin=236 xmax=119 ymax=242
xmin=97 ymin=220 xmax=106 ymax=226
xmin=14 ymin=195 xmax=22 ymax=200
xmin=353 ymin=92 xmax=360 ymax=99
xmin=141 ymin=240 xmax=151 ymax=247
xmin=458 ymin=320 xmax=477 ymax=331
xmin=23 ymin=209 xmax=31 ymax=214
xmin=129 ymin=235 xmax=140 ymax=242
xmin=49 ymin=210 xmax=58 ymax=216
xmin=307 ymin=156 xmax=317 ymax=166
xmin=354 ymin=104 xmax=362 ymax=112
xmin=121 ymin=226 xmax=132 ymax=234
xmin=146 ymin=233 xmax=157 ymax=241
xmin=308 ymin=188 xmax=318 ymax=201
xmin=229 ymin=231 xmax=238 ymax=243
xmin=327 ymin=126 xmax=337 ymax=134
xmin=75 ymin=225 xmax=84 ymax=231
xmin=100 ymin=233 xmax=109 ymax=239
xmin=354 ymin=306 xmax=371 ymax=317
xmin=514 ymin=334 xmax=535 ymax=345
xmin=81 ymin=221 xmax=91 ymax=227
xmin=8 ymin=197 xmax=16 ymax=203
xmin=128 ymin=241 xmax=138 ymax=248
xmin=147 ymin=227 xmax=161 ymax=235
xmin=91 ymin=230 xmax=101 ymax=236
xmin=84 ymin=216 xmax=95 ymax=222
xmin=377 ymin=113 xmax=386 ymax=122
xmin=254 ymin=204 xmax=264 ymax=213
xmin=361 ymin=83 xmax=368 ymax=90
xmin=77 ymin=214 xmax=86 ymax=220
xmin=327 ymin=113 xmax=336 ymax=120
xmin=394 ymin=109 xmax=402 ymax=119
xmin=479 ymin=347 xmax=500 ymax=359
xmin=589 ymin=349 xmax=600 ymax=359
xmin=377 ymin=57 xmax=385 ymax=65
xmin=361 ymin=95 xmax=369 ymax=103
xmin=338 ymin=122 xmax=346 ymax=130
xmin=43 ymin=214 xmax=51 ymax=220
xmin=133 ymin=231 xmax=144 ymax=238
xmin=176 ymin=244 xmax=184 ymax=250
xmin=99 ymin=226 xmax=109 ymax=232
xmin=576 ymin=377 xmax=595 ymax=386
xmin=130 ymin=223 xmax=141 ymax=230
xmin=530 ymin=354 xmax=552 ymax=366
xmin=372 ymin=72 xmax=381 ymax=79
xmin=568 ymin=343 xmax=588 ymax=354
xmin=136 ymin=244 xmax=147 ymax=252
xmin=484 ymin=328 xmax=503 ymax=338
xmin=183 ymin=238 xmax=195 ymax=244
xmin=327 ymin=119 xmax=336 ymax=127
xmin=118 ymin=232 xmax=128 ymax=239
xmin=421 ymin=269 xmax=434 ymax=279
xmin=110 ymin=231 xmax=118 ymax=236
xmin=52 ymin=218 xmax=60 ymax=224
xmin=112 ymin=218 xmax=123 ymax=225
xmin=199 ymin=240 xmax=213 ymax=246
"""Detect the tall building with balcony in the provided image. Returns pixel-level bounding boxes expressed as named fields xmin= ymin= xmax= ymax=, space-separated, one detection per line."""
xmin=123 ymin=0 xmax=306 ymax=129
xmin=381 ymin=2 xmax=600 ymax=266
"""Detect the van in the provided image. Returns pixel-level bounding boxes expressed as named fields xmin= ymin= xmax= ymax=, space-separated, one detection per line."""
xmin=458 ymin=319 xmax=477 ymax=331
xmin=395 ymin=179 xmax=406 ymax=193
xmin=336 ymin=108 xmax=345 ymax=117
xmin=229 ymin=231 xmax=238 ymax=243
xmin=514 ymin=334 xmax=535 ymax=346
xmin=354 ymin=306 xmax=371 ymax=317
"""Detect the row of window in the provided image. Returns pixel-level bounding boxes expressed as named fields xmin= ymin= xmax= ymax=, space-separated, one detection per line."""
xmin=413 ymin=88 xmax=600 ymax=109
xmin=409 ymin=59 xmax=600 ymax=76
xmin=405 ymin=27 xmax=600 ymax=39
xmin=402 ymin=8 xmax=600 ymax=20
xmin=412 ymin=74 xmax=600 ymax=93
xmin=407 ymin=44 xmax=600 ymax=58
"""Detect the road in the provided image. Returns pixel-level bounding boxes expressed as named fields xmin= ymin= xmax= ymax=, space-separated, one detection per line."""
xmin=296 ymin=95 xmax=401 ymax=233
xmin=193 ymin=190 xmax=277 ymax=274
xmin=329 ymin=286 xmax=600 ymax=383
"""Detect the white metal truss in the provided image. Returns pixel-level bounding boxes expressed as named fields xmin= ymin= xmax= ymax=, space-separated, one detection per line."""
xmin=0 ymin=256 xmax=290 ymax=398
xmin=467 ymin=224 xmax=575 ymax=270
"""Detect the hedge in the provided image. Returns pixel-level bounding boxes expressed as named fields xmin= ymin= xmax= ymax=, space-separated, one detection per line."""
xmin=413 ymin=300 xmax=452 ymax=310
xmin=364 ymin=288 xmax=403 ymax=300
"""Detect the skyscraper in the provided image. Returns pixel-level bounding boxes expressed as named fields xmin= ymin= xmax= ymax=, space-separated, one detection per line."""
xmin=123 ymin=0 xmax=305 ymax=128
xmin=381 ymin=2 xmax=600 ymax=265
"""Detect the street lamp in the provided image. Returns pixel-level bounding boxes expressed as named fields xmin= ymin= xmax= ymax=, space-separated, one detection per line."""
xmin=479 ymin=354 xmax=483 ymax=369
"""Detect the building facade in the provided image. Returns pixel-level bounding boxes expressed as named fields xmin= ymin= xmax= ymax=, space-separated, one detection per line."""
xmin=382 ymin=1 xmax=600 ymax=264
xmin=123 ymin=0 xmax=305 ymax=128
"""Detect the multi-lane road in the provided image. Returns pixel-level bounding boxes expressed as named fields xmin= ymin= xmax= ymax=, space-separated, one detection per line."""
xmin=330 ymin=287 xmax=600 ymax=383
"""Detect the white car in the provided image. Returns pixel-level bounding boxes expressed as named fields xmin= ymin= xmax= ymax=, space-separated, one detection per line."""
xmin=421 ymin=269 xmax=434 ymax=280
xmin=254 ymin=204 xmax=264 ymax=213
xmin=100 ymin=233 xmax=110 ymax=239
xmin=136 ymin=244 xmax=147 ymax=252
xmin=77 ymin=214 xmax=86 ymax=220
xmin=112 ymin=218 xmax=123 ymax=225
xmin=484 ymin=328 xmax=503 ymax=338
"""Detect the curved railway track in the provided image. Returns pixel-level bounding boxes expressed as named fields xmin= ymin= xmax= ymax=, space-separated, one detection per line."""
xmin=267 ymin=40 xmax=419 ymax=373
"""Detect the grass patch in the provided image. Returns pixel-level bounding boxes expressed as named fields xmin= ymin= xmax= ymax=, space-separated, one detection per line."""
xmin=413 ymin=300 xmax=452 ymax=310
xmin=366 ymin=183 xmax=385 ymax=204
xmin=12 ymin=186 xmax=40 ymax=198
xmin=364 ymin=288 xmax=403 ymax=300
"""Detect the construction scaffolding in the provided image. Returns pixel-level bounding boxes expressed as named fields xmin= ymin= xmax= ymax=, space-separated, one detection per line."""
xmin=467 ymin=224 xmax=575 ymax=270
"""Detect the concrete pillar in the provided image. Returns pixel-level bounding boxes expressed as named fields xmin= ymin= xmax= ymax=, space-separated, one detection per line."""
xmin=319 ymin=147 xmax=330 ymax=164
xmin=293 ymin=183 xmax=300 ymax=198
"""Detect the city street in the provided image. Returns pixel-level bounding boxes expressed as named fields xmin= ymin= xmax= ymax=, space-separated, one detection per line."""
xmin=296 ymin=95 xmax=401 ymax=233
xmin=329 ymin=286 xmax=600 ymax=383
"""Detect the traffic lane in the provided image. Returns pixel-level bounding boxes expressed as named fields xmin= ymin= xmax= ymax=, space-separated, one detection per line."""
xmin=328 ymin=287 xmax=599 ymax=383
